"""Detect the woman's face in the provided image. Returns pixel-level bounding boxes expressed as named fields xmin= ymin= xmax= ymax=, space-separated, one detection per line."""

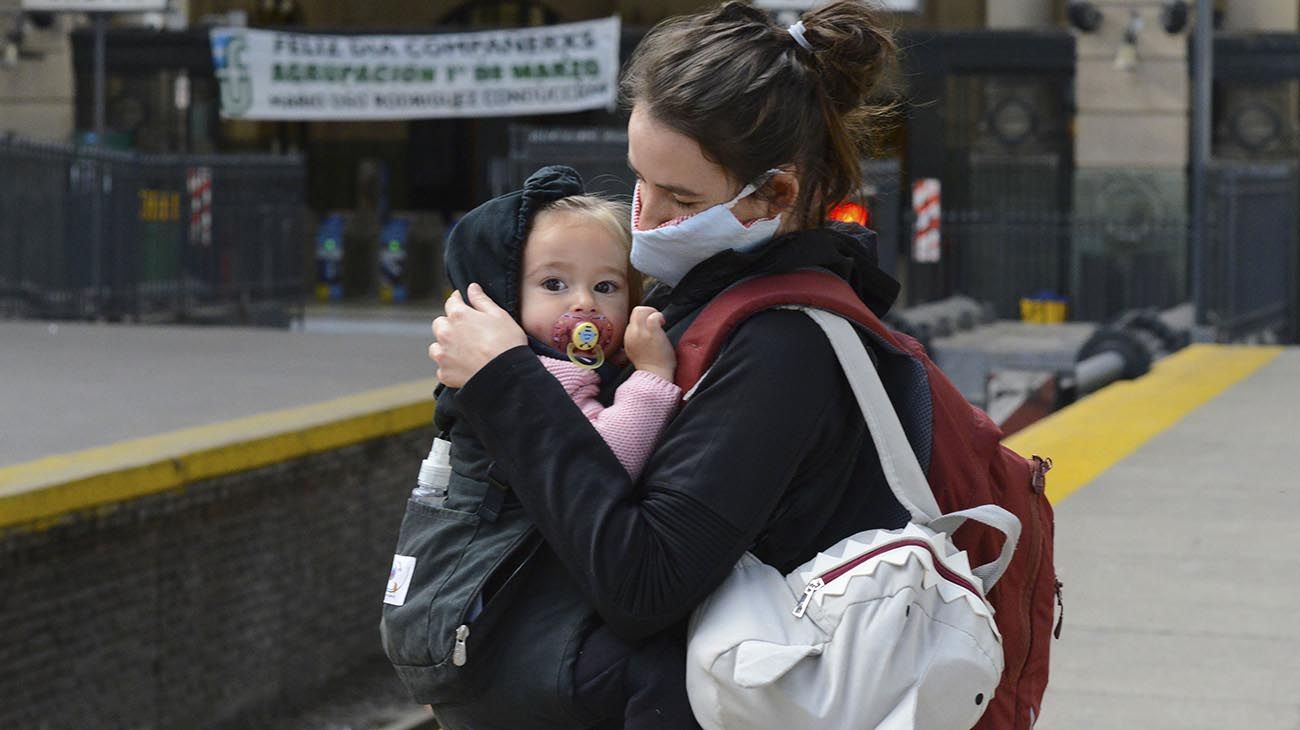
xmin=627 ymin=106 xmax=772 ymax=231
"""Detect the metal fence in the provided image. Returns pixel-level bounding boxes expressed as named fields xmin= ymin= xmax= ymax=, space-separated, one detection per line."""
xmin=905 ymin=210 xmax=1189 ymax=323
xmin=1070 ymin=216 xmax=1191 ymax=324
xmin=1202 ymin=161 xmax=1299 ymax=340
xmin=492 ymin=124 xmax=634 ymax=199
xmin=0 ymin=136 xmax=306 ymax=326
xmin=933 ymin=210 xmax=1072 ymax=320
xmin=923 ymin=190 xmax=1296 ymax=341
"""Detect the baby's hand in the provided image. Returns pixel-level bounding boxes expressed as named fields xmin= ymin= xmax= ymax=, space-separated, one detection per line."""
xmin=624 ymin=306 xmax=676 ymax=382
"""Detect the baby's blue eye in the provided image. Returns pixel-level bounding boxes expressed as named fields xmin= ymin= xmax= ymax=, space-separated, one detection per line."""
xmin=594 ymin=281 xmax=620 ymax=294
xmin=542 ymin=278 xmax=565 ymax=292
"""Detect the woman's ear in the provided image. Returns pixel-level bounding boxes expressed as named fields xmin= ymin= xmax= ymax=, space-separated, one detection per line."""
xmin=761 ymin=170 xmax=800 ymax=217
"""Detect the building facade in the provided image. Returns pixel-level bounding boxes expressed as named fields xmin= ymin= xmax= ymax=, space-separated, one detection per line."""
xmin=1 ymin=0 xmax=1297 ymax=323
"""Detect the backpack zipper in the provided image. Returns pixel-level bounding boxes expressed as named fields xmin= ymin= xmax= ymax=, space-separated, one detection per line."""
xmin=792 ymin=579 xmax=825 ymax=618
xmin=792 ymin=537 xmax=981 ymax=618
xmin=445 ymin=527 xmax=543 ymax=670
xmin=1031 ymin=455 xmax=1052 ymax=493
xmin=452 ymin=624 xmax=470 ymax=666
xmin=1014 ymin=457 xmax=1053 ymax=724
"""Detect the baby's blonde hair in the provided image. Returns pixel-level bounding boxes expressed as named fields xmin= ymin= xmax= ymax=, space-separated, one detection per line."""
xmin=534 ymin=195 xmax=642 ymax=305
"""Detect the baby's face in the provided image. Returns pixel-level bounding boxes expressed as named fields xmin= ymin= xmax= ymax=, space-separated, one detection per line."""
xmin=520 ymin=211 xmax=631 ymax=354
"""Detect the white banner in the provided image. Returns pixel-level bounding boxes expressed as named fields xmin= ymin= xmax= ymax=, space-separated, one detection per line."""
xmin=21 ymin=0 xmax=167 ymax=10
xmin=754 ymin=0 xmax=920 ymax=11
xmin=210 ymin=17 xmax=621 ymax=121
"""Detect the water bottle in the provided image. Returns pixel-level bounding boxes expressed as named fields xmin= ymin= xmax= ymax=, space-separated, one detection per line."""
xmin=412 ymin=437 xmax=451 ymax=507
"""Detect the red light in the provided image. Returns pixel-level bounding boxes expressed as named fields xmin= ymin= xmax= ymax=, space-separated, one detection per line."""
xmin=828 ymin=201 xmax=870 ymax=226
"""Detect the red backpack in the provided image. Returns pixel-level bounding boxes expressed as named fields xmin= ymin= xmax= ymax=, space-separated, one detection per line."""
xmin=675 ymin=270 xmax=1060 ymax=730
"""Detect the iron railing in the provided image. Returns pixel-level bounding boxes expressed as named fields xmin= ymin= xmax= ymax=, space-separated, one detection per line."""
xmin=905 ymin=164 xmax=1296 ymax=343
xmin=902 ymin=210 xmax=1190 ymax=323
xmin=0 ymin=135 xmax=306 ymax=327
xmin=1202 ymin=161 xmax=1298 ymax=340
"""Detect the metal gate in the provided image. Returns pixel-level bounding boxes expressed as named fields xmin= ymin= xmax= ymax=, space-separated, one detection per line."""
xmin=0 ymin=136 xmax=306 ymax=325
xmin=1210 ymin=33 xmax=1300 ymax=341
xmin=902 ymin=30 xmax=1076 ymax=315
xmin=1204 ymin=162 xmax=1298 ymax=339
xmin=941 ymin=73 xmax=1073 ymax=318
xmin=493 ymin=125 xmax=633 ymax=199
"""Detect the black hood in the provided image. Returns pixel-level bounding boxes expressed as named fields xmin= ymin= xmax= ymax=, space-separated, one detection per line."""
xmin=443 ymin=165 xmax=585 ymax=320
xmin=441 ymin=164 xmax=617 ymax=373
xmin=646 ymin=222 xmax=901 ymax=328
xmin=436 ymin=165 xmax=589 ymax=436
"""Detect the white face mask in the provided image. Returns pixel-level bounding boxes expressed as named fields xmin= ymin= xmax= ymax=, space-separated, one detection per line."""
xmin=630 ymin=171 xmax=783 ymax=288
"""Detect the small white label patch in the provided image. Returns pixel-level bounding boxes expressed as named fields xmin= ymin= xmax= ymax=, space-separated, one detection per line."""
xmin=384 ymin=554 xmax=417 ymax=606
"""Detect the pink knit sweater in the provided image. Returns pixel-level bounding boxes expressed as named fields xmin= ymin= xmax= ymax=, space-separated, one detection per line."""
xmin=538 ymin=356 xmax=682 ymax=479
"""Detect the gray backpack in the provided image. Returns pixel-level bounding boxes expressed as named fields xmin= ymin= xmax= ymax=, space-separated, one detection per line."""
xmin=379 ymin=416 xmax=612 ymax=730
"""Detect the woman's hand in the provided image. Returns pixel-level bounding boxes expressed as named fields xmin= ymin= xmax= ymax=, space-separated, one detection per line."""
xmin=429 ymin=283 xmax=527 ymax=387
xmin=623 ymin=306 xmax=676 ymax=382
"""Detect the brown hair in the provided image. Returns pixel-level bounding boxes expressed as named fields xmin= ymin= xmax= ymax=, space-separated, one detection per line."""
xmin=533 ymin=195 xmax=643 ymax=305
xmin=620 ymin=1 xmax=897 ymax=229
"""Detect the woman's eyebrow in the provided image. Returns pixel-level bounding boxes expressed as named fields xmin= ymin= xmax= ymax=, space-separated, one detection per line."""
xmin=627 ymin=159 xmax=702 ymax=198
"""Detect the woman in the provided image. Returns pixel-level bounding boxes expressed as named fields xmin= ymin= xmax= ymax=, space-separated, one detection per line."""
xmin=431 ymin=1 xmax=918 ymax=725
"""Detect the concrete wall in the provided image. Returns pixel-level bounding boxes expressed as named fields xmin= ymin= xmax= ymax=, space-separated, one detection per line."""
xmin=0 ymin=374 xmax=440 ymax=729
xmin=1223 ymin=0 xmax=1300 ymax=31
xmin=0 ymin=428 xmax=430 ymax=729
xmin=0 ymin=7 xmax=76 ymax=142
xmin=1069 ymin=0 xmax=1298 ymax=171
xmin=986 ymin=0 xmax=1055 ymax=29
xmin=919 ymin=0 xmax=988 ymax=29
xmin=1073 ymin=1 xmax=1191 ymax=170
xmin=1069 ymin=1 xmax=1195 ymax=319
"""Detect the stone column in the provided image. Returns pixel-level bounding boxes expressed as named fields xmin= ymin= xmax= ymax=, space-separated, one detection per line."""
xmin=987 ymin=0 xmax=1055 ymax=29
xmin=1223 ymin=0 xmax=1299 ymax=31
xmin=1070 ymin=0 xmax=1193 ymax=320
xmin=0 ymin=11 xmax=75 ymax=142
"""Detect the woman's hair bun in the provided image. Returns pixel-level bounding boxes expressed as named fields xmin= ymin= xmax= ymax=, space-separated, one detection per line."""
xmin=619 ymin=0 xmax=898 ymax=229
xmin=712 ymin=0 xmax=770 ymax=27
xmin=799 ymin=1 xmax=896 ymax=114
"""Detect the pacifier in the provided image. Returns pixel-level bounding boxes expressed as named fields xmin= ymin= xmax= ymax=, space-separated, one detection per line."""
xmin=551 ymin=312 xmax=615 ymax=369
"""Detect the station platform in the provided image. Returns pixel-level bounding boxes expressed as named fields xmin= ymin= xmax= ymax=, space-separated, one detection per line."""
xmin=0 ymin=308 xmax=437 ymax=467
xmin=1007 ymin=344 xmax=1297 ymax=730
xmin=1 ymin=307 xmax=1294 ymax=728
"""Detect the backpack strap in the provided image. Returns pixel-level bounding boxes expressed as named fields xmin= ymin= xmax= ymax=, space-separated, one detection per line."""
xmin=675 ymin=270 xmax=889 ymax=394
xmin=800 ymin=308 xmax=1021 ymax=590
xmin=674 ymin=271 xmax=1021 ymax=589
xmin=795 ymin=307 xmax=943 ymax=523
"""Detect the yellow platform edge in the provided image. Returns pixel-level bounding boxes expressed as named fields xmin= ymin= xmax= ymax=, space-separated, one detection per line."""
xmin=1004 ymin=344 xmax=1283 ymax=505
xmin=1 ymin=344 xmax=1281 ymax=530
xmin=0 ymin=378 xmax=441 ymax=530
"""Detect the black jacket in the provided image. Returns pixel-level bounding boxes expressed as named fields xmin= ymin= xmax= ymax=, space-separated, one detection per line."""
xmin=393 ymin=166 xmax=639 ymax=727
xmin=455 ymin=220 xmax=924 ymax=640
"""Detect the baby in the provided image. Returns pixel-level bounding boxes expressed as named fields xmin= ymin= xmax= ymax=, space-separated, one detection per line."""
xmin=519 ymin=193 xmax=681 ymax=479
xmin=419 ymin=165 xmax=697 ymax=730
